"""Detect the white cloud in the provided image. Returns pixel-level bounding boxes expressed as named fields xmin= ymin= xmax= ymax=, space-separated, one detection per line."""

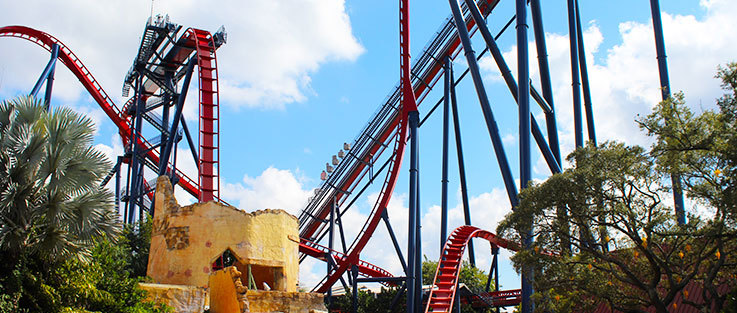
xmin=94 ymin=135 xmax=125 ymax=165
xmin=501 ymin=133 xmax=516 ymax=145
xmin=0 ymin=0 xmax=363 ymax=111
xmin=221 ymin=167 xmax=312 ymax=215
xmin=480 ymin=0 xmax=737 ymax=158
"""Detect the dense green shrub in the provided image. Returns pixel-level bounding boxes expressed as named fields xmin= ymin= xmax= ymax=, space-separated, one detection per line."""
xmin=0 ymin=97 xmax=167 ymax=313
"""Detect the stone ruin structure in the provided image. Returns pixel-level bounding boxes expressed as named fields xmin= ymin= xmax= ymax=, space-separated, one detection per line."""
xmin=140 ymin=176 xmax=326 ymax=313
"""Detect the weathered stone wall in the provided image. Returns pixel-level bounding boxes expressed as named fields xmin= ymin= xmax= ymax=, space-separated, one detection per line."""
xmin=246 ymin=290 xmax=327 ymax=313
xmin=139 ymin=283 xmax=207 ymax=313
xmin=147 ymin=176 xmax=299 ymax=291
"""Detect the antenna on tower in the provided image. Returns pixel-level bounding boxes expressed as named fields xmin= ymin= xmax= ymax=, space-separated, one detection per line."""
xmin=149 ymin=0 xmax=155 ymax=18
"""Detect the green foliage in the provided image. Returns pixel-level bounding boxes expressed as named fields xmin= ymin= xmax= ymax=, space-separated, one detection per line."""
xmin=638 ymin=63 xmax=737 ymax=223
xmin=422 ymin=258 xmax=490 ymax=294
xmin=0 ymin=97 xmax=165 ymax=313
xmin=121 ymin=216 xmax=154 ymax=278
xmin=51 ymin=239 xmax=169 ymax=313
xmin=0 ymin=236 xmax=169 ymax=313
xmin=329 ymin=287 xmax=404 ymax=313
xmin=0 ymin=96 xmax=120 ymax=262
xmin=497 ymin=65 xmax=737 ymax=313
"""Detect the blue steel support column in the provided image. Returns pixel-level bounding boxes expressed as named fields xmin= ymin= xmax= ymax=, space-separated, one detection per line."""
xmin=529 ymin=0 xmax=561 ymax=164
xmin=160 ymin=72 xmax=173 ymax=156
xmin=485 ymin=245 xmax=500 ymax=312
xmin=327 ymin=199 xmax=335 ymax=306
xmin=160 ymin=59 xmax=195 ymax=176
xmin=448 ymin=0 xmax=519 ymax=208
xmin=517 ymin=0 xmax=534 ymax=312
xmin=351 ymin=265 xmax=358 ymax=313
xmin=30 ymin=44 xmax=59 ymax=109
xmin=575 ymin=0 xmax=596 ymax=144
xmin=449 ymin=66 xmax=476 ymax=266
xmin=407 ymin=110 xmax=420 ymax=313
xmin=650 ymin=0 xmax=672 ymax=100
xmin=650 ymin=0 xmax=686 ymax=225
xmin=43 ymin=44 xmax=59 ymax=109
xmin=464 ymin=0 xmax=561 ymax=175
xmin=415 ymin=131 xmax=422 ymax=312
xmin=567 ymin=0 xmax=584 ymax=148
xmin=382 ymin=210 xmax=408 ymax=273
xmin=124 ymin=152 xmax=132 ymax=223
xmin=493 ymin=245 xmax=500 ymax=313
xmin=137 ymin=161 xmax=146 ymax=220
xmin=115 ymin=156 xmax=123 ymax=214
xmin=441 ymin=58 xmax=451 ymax=253
xmin=128 ymin=74 xmax=145 ymax=224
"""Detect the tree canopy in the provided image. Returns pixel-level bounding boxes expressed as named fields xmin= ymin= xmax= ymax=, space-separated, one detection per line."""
xmin=497 ymin=64 xmax=737 ymax=313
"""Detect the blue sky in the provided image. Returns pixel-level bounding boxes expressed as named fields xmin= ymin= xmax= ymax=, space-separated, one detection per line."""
xmin=1 ymin=0 xmax=735 ymax=294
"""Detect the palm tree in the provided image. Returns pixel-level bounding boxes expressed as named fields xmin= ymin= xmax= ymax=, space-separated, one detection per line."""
xmin=0 ymin=96 xmax=120 ymax=262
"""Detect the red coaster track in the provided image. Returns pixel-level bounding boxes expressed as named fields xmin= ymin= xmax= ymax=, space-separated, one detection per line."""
xmin=299 ymin=238 xmax=396 ymax=286
xmin=425 ymin=225 xmax=519 ymax=312
xmin=0 ymin=24 xmax=398 ymax=285
xmin=299 ymin=0 xmax=501 ymax=293
xmin=0 ymin=25 xmax=218 ymax=202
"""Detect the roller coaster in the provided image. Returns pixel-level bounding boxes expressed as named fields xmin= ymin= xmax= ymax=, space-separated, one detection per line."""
xmin=0 ymin=0 xmax=679 ymax=312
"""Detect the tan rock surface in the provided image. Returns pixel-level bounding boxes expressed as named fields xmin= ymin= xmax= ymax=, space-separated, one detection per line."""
xmin=139 ymin=283 xmax=207 ymax=313
xmin=147 ymin=176 xmax=299 ymax=291
xmin=246 ymin=290 xmax=327 ymax=313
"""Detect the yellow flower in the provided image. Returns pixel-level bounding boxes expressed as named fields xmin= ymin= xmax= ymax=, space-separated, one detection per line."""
xmin=678 ymin=251 xmax=684 ymax=259
xmin=588 ymin=264 xmax=593 ymax=270
xmin=683 ymin=290 xmax=689 ymax=298
xmin=604 ymin=236 xmax=610 ymax=242
xmin=685 ymin=244 xmax=692 ymax=252
xmin=555 ymin=295 xmax=561 ymax=302
xmin=673 ymin=303 xmax=678 ymax=309
xmin=716 ymin=250 xmax=721 ymax=259
xmin=607 ymin=280 xmax=613 ymax=286
xmin=715 ymin=169 xmax=722 ymax=176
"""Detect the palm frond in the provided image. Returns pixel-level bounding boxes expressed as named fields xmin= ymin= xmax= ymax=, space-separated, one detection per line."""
xmin=0 ymin=96 xmax=118 ymax=260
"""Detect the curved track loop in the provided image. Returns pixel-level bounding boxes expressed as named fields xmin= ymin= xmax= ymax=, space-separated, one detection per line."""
xmin=425 ymin=225 xmax=518 ymax=312
xmin=0 ymin=25 xmax=218 ymax=201
xmin=303 ymin=0 xmax=501 ymax=292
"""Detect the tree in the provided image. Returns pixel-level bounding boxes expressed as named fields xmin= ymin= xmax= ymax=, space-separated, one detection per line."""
xmin=0 ymin=96 xmax=168 ymax=313
xmin=122 ymin=215 xmax=154 ymax=278
xmin=639 ymin=63 xmax=737 ymax=224
xmin=0 ymin=96 xmax=120 ymax=262
xmin=497 ymin=65 xmax=737 ymax=313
